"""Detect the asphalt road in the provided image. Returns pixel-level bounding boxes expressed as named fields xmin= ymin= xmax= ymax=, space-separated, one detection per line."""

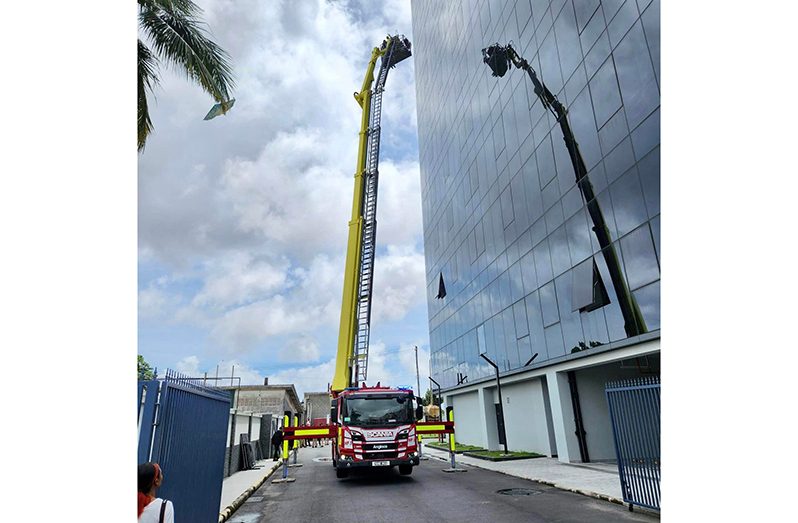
xmin=228 ymin=446 xmax=658 ymax=523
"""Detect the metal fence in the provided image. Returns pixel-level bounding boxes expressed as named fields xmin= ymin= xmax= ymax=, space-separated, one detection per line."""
xmin=605 ymin=375 xmax=661 ymax=511
xmin=138 ymin=370 xmax=232 ymax=523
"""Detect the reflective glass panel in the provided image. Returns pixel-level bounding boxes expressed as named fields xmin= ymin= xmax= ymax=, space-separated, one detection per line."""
xmin=614 ymin=21 xmax=659 ymax=129
xmin=610 ymin=166 xmax=647 ymax=237
xmin=540 ymin=280 xmax=560 ymax=326
xmin=544 ymin=322 xmax=566 ymax=358
xmin=619 ymin=223 xmax=659 ymax=290
xmin=633 ymin=279 xmax=660 ymax=331
xmin=637 ymin=146 xmax=660 ymax=218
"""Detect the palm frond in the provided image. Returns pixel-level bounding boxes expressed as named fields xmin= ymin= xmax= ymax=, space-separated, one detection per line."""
xmin=139 ymin=2 xmax=235 ymax=104
xmin=138 ymin=39 xmax=159 ymax=151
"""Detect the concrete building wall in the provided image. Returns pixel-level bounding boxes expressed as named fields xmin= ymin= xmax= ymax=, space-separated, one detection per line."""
xmin=445 ymin=338 xmax=659 ymax=461
xmin=304 ymin=392 xmax=331 ymax=423
xmin=502 ymin=378 xmax=552 ymax=455
xmin=575 ymin=356 xmax=660 ymax=461
xmin=451 ymin=391 xmax=482 ymax=446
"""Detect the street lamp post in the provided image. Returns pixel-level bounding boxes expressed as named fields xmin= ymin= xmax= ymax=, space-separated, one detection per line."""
xmin=479 ymin=353 xmax=508 ymax=454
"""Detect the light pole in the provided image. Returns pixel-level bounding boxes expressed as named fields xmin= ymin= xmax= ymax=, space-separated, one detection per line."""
xmin=414 ymin=345 xmax=422 ymax=402
xmin=479 ymin=353 xmax=508 ymax=454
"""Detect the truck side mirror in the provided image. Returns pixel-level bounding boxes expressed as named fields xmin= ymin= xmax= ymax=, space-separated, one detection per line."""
xmin=415 ymin=405 xmax=423 ymax=420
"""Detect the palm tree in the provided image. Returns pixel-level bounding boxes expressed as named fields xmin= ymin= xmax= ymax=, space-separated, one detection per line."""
xmin=138 ymin=0 xmax=235 ymax=150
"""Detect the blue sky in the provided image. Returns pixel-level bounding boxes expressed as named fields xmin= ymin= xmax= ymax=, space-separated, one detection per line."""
xmin=138 ymin=0 xmax=431 ymax=397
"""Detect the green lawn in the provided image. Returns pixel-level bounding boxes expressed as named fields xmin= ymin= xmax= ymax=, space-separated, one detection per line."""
xmin=465 ymin=450 xmax=545 ymax=460
xmin=425 ymin=441 xmax=485 ymax=453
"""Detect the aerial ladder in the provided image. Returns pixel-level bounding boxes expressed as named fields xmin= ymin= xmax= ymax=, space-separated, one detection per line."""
xmin=331 ymin=34 xmax=412 ymax=393
xmin=281 ymin=35 xmax=456 ymax=480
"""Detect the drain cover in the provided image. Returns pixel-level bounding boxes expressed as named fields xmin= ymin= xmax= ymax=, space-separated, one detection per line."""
xmin=313 ymin=456 xmax=333 ymax=463
xmin=244 ymin=496 xmax=264 ymax=503
xmin=496 ymin=488 xmax=542 ymax=496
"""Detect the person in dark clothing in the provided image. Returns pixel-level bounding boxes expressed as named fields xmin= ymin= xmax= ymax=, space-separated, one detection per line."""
xmin=271 ymin=427 xmax=284 ymax=461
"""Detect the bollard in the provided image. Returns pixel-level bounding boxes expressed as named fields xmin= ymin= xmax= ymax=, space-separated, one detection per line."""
xmin=272 ymin=412 xmax=296 ymax=483
xmin=289 ymin=414 xmax=303 ymax=468
xmin=442 ymin=406 xmax=466 ymax=473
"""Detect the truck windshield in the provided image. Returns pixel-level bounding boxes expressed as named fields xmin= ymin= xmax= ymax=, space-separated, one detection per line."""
xmin=343 ymin=396 xmax=413 ymax=426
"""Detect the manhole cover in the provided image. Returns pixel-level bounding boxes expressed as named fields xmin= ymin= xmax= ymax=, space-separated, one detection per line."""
xmin=244 ymin=496 xmax=264 ymax=503
xmin=313 ymin=456 xmax=333 ymax=463
xmin=496 ymin=488 xmax=542 ymax=496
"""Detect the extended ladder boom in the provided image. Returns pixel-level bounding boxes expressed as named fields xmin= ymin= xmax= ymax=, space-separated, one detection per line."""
xmin=331 ymin=35 xmax=412 ymax=393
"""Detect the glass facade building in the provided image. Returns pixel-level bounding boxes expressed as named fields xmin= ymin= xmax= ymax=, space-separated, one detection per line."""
xmin=412 ymin=0 xmax=660 ymax=390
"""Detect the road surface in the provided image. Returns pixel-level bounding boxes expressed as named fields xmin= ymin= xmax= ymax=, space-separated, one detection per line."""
xmin=227 ymin=446 xmax=657 ymax=523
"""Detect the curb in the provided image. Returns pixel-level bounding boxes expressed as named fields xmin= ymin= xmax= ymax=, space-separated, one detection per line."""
xmin=218 ymin=461 xmax=282 ymax=523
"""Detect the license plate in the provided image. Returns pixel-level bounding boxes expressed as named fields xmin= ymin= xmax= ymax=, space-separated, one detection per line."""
xmin=371 ymin=460 xmax=390 ymax=467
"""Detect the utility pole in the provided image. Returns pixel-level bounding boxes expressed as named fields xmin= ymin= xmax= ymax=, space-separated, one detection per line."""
xmin=414 ymin=345 xmax=422 ymax=400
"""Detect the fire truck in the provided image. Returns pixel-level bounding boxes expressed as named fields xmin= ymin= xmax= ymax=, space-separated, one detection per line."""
xmin=281 ymin=34 xmax=453 ymax=479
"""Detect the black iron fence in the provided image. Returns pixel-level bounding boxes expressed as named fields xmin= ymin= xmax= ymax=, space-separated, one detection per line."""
xmin=605 ymin=375 xmax=661 ymax=511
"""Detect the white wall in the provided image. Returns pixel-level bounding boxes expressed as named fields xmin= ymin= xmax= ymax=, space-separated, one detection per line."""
xmin=576 ymin=362 xmax=655 ymax=461
xmin=502 ymin=378 xmax=553 ymax=455
xmin=450 ymin=391 xmax=482 ymax=447
xmin=226 ymin=411 xmax=264 ymax=448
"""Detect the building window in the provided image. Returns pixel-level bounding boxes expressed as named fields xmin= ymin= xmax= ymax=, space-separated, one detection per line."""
xmin=572 ymin=258 xmax=610 ymax=312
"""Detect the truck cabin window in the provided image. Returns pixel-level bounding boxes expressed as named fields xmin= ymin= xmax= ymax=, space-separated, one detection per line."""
xmin=343 ymin=395 xmax=414 ymax=426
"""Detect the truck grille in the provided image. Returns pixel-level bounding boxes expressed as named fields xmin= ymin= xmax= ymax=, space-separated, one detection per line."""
xmin=367 ymin=451 xmax=398 ymax=460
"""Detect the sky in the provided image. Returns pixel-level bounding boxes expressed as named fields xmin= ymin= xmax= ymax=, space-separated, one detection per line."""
xmin=138 ymin=0 xmax=431 ymax=397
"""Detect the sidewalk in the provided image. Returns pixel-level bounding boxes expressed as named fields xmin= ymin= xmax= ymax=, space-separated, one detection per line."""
xmin=422 ymin=444 xmax=625 ymax=504
xmin=218 ymin=457 xmax=282 ymax=522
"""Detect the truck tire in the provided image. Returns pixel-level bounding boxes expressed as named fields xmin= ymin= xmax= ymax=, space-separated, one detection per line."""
xmin=336 ymin=468 xmax=349 ymax=479
xmin=398 ymin=464 xmax=413 ymax=476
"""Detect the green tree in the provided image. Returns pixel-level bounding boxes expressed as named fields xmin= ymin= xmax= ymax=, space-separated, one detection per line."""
xmin=423 ymin=389 xmax=442 ymax=407
xmin=138 ymin=0 xmax=235 ymax=150
xmin=138 ymin=355 xmax=155 ymax=380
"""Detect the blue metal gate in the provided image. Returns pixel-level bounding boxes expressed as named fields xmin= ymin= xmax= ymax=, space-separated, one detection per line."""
xmin=138 ymin=370 xmax=232 ymax=523
xmin=605 ymin=376 xmax=660 ymax=511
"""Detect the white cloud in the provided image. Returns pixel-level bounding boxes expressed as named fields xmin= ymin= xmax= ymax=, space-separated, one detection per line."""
xmin=139 ymin=0 xmax=428 ymax=373
xmin=279 ymin=335 xmax=321 ymax=363
xmin=371 ymin=245 xmax=427 ymax=322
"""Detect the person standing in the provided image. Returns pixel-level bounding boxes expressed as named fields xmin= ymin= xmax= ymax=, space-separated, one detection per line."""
xmin=138 ymin=462 xmax=174 ymax=523
xmin=271 ymin=425 xmax=284 ymax=461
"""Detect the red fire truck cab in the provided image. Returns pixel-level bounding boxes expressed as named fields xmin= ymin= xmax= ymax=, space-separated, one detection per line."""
xmin=330 ymin=384 xmax=423 ymax=478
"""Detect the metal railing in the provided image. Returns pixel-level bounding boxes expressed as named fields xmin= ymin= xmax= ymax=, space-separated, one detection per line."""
xmin=605 ymin=375 xmax=661 ymax=511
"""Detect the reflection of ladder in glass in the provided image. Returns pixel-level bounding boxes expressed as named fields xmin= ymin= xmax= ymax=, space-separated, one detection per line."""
xmin=351 ymin=44 xmax=395 ymax=385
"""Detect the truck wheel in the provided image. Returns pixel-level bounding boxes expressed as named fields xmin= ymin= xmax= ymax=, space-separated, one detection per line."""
xmin=336 ymin=468 xmax=349 ymax=479
xmin=398 ymin=464 xmax=413 ymax=476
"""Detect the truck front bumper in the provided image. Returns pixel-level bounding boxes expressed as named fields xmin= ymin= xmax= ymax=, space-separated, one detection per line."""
xmin=336 ymin=455 xmax=419 ymax=469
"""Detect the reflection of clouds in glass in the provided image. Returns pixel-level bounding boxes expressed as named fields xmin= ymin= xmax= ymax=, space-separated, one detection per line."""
xmin=633 ymin=281 xmax=660 ymax=331
xmin=614 ymin=21 xmax=659 ymax=129
xmin=610 ymin=166 xmax=648 ymax=237
xmin=418 ymin=0 xmax=659 ymax=384
xmin=545 ymin=323 xmax=566 ymax=358
xmin=620 ymin=224 xmax=660 ymax=290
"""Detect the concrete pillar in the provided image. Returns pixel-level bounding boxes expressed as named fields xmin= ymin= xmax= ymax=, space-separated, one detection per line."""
xmin=545 ymin=370 xmax=580 ymax=463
